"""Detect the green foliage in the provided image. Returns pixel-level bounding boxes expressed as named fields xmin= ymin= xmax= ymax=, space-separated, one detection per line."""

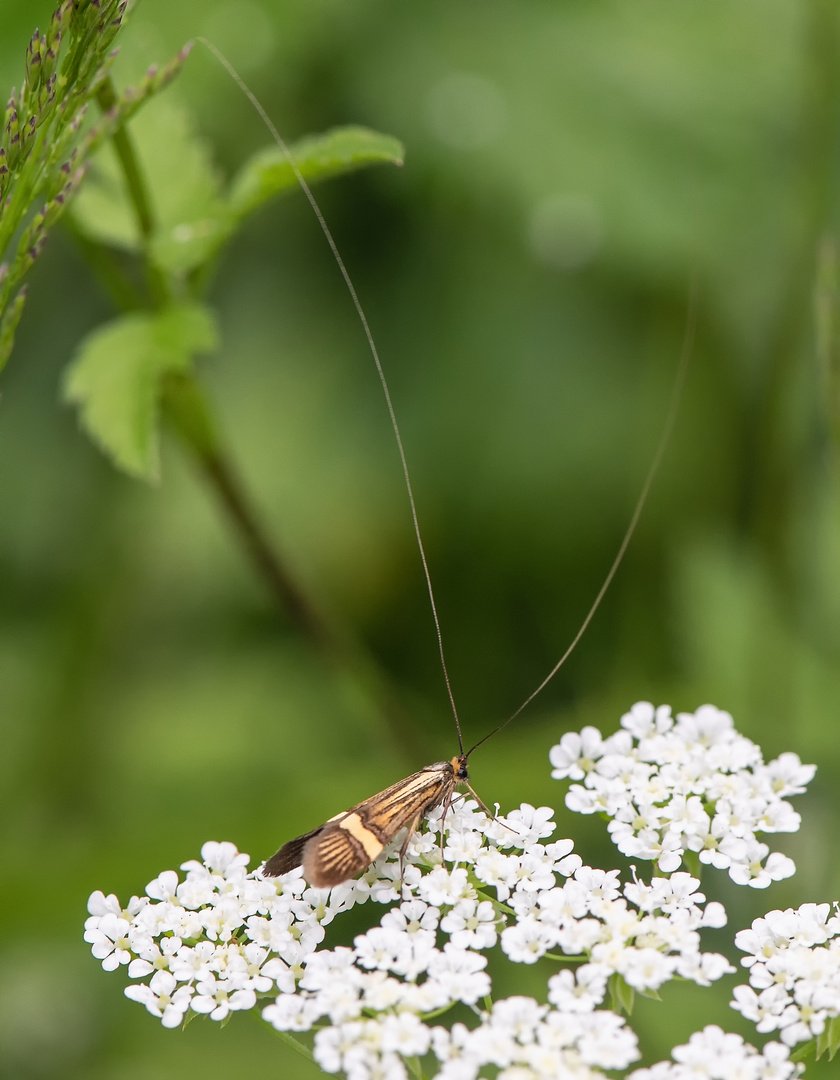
xmin=609 ymin=972 xmax=636 ymax=1017
xmin=1 ymin=3 xmax=404 ymax=480
xmin=0 ymin=282 xmax=26 ymax=371
xmin=228 ymin=126 xmax=405 ymax=217
xmin=70 ymin=96 xmax=228 ymax=272
xmin=71 ymin=104 xmax=405 ymax=276
xmin=64 ymin=304 xmax=217 ymax=480
xmin=61 ymin=98 xmax=404 ymax=480
xmin=0 ymin=0 xmax=191 ymax=365
xmin=816 ymin=1015 xmax=840 ymax=1061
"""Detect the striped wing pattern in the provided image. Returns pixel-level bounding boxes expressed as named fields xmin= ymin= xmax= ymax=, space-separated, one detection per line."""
xmin=264 ymin=761 xmax=457 ymax=888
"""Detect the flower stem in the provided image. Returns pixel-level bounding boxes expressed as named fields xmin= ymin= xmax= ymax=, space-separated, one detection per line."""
xmin=265 ymin=1026 xmax=317 ymax=1064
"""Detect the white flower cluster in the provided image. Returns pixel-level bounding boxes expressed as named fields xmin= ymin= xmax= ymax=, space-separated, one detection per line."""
xmin=84 ymin=842 xmax=299 ymax=1026
xmin=627 ymin=1025 xmax=800 ymax=1080
xmin=84 ymin=799 xmax=733 ymax=1079
xmin=550 ymin=702 xmax=814 ymax=887
xmin=731 ymin=902 xmax=840 ymax=1049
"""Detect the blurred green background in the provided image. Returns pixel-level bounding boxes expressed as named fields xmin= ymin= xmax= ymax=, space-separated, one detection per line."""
xmin=2 ymin=0 xmax=840 ymax=1077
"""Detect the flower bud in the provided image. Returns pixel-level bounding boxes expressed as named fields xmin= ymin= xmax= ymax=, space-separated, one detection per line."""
xmin=25 ymin=31 xmax=44 ymax=91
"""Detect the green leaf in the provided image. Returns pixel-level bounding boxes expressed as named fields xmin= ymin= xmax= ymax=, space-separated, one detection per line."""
xmin=71 ymin=105 xmax=403 ymax=277
xmin=71 ymin=96 xmax=228 ymax=274
xmin=608 ymin=972 xmax=635 ymax=1016
xmin=228 ymin=126 xmax=405 ymax=218
xmin=823 ymin=1014 xmax=840 ymax=1060
xmin=63 ymin=304 xmax=218 ymax=481
xmin=155 ymin=124 xmax=403 ymax=276
xmin=792 ymin=1038 xmax=817 ymax=1064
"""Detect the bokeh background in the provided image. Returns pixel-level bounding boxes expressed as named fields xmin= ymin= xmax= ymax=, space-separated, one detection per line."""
xmin=1 ymin=0 xmax=839 ymax=1077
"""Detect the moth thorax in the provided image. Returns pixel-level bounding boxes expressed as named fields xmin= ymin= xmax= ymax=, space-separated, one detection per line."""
xmin=451 ymin=753 xmax=469 ymax=782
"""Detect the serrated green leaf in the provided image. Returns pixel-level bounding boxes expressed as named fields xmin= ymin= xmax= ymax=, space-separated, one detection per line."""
xmin=71 ymin=95 xmax=228 ymax=274
xmin=63 ymin=304 xmax=218 ymax=481
xmin=228 ymin=126 xmax=405 ymax=218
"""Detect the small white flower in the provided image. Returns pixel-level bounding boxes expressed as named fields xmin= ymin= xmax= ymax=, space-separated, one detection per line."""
xmin=441 ymin=899 xmax=499 ymax=950
xmin=418 ymin=865 xmax=475 ymax=907
xmin=500 ymin=916 xmax=555 ymax=964
xmin=381 ymin=899 xmax=439 ymax=934
xmin=502 ymin=804 xmax=556 ymax=846
xmin=354 ymin=926 xmax=413 ymax=973
xmin=380 ymin=1012 xmax=431 ymax=1056
xmin=547 ymin=965 xmax=607 ymax=1012
xmin=427 ymin=943 xmax=491 ymax=1004
xmin=191 ymin=974 xmax=256 ymax=1020
xmin=84 ymin=912 xmax=134 ymax=971
xmin=125 ymin=970 xmax=193 ymax=1028
xmin=548 ymin=726 xmax=606 ymax=780
xmin=145 ymin=870 xmax=179 ymax=902
xmin=474 ymin=848 xmax=519 ymax=901
xmin=263 ymin=992 xmax=321 ymax=1032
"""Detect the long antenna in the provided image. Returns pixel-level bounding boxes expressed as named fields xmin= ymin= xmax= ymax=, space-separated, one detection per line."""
xmin=465 ymin=287 xmax=697 ymax=759
xmin=198 ymin=39 xmax=466 ymax=755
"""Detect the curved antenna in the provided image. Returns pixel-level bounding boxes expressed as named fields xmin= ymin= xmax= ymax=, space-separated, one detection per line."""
xmin=198 ymin=39 xmax=465 ymax=754
xmin=465 ymin=285 xmax=698 ymax=759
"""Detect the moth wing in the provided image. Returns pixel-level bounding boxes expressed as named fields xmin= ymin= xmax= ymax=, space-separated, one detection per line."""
xmin=262 ymin=825 xmax=324 ymax=878
xmin=302 ymin=820 xmax=374 ymax=889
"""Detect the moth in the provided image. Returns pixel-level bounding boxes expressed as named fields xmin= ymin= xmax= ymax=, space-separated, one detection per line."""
xmin=263 ymin=754 xmax=489 ymax=889
xmin=252 ymin=69 xmax=692 ymax=892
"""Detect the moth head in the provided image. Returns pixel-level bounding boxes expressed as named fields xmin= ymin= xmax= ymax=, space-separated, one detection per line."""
xmin=452 ymin=753 xmax=469 ymax=782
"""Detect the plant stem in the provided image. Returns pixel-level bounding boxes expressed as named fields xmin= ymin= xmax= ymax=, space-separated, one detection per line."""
xmin=265 ymin=1026 xmax=317 ymax=1065
xmin=95 ymin=76 xmax=170 ymax=306
xmin=96 ymin=77 xmax=154 ymax=237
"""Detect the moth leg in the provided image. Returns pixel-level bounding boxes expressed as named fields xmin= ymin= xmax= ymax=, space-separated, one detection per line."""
xmin=398 ymin=814 xmax=422 ymax=892
xmin=437 ymin=787 xmax=458 ymax=862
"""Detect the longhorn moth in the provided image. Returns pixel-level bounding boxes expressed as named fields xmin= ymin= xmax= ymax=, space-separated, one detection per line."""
xmin=204 ymin=42 xmax=695 ymax=890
